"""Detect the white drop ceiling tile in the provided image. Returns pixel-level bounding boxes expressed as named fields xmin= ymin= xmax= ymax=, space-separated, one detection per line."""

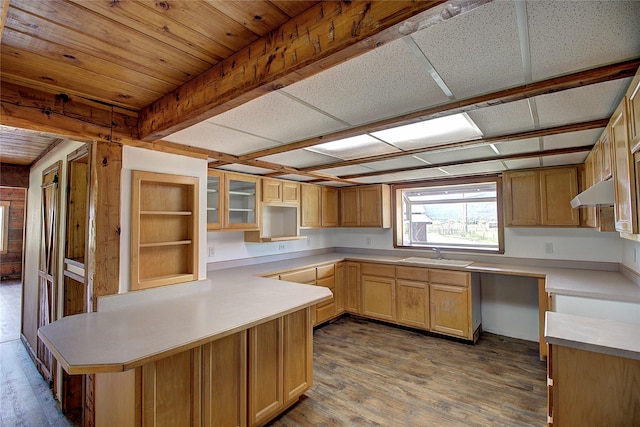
xmin=315 ymin=165 xmax=376 ymax=177
xmin=504 ymin=158 xmax=541 ymax=170
xmin=415 ymin=146 xmax=496 ymax=165
xmin=394 ymin=168 xmax=449 ymax=181
xmin=363 ymin=156 xmax=427 ymax=171
xmin=493 ymin=138 xmax=540 ymax=156
xmin=282 ymin=38 xmax=449 ymax=126
xmin=353 ymin=175 xmax=400 ymax=184
xmin=467 ymin=100 xmax=534 ymax=136
xmin=543 ymin=129 xmax=604 ymax=150
xmin=275 ymin=174 xmax=317 ymax=182
xmin=320 ymin=182 xmax=351 ymax=188
xmin=542 ymin=153 xmax=589 ymax=168
xmin=163 ymin=121 xmax=279 ymax=156
xmin=217 ymin=164 xmax=274 ymax=175
xmin=307 ymin=137 xmax=401 ymax=160
xmin=528 ymin=1 xmax=640 ymax=81
xmin=257 ymin=149 xmax=339 ymax=168
xmin=411 ymin=1 xmax=523 ymax=99
xmin=206 ymin=91 xmax=347 ymax=143
xmin=440 ymin=161 xmax=505 ymax=176
xmin=535 ymin=79 xmax=631 ymax=127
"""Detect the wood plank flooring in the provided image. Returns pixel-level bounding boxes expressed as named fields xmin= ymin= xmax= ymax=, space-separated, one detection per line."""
xmin=268 ymin=316 xmax=547 ymax=427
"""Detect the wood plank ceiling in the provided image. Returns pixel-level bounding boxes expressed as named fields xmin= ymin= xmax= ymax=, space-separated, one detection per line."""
xmin=0 ymin=0 xmax=639 ymax=183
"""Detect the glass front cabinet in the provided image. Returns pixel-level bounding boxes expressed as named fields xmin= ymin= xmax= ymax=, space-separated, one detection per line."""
xmin=206 ymin=171 xmax=261 ymax=231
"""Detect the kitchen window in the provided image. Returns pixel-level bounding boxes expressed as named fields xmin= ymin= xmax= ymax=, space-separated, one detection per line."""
xmin=393 ymin=176 xmax=504 ymax=253
xmin=0 ymin=201 xmax=9 ymax=255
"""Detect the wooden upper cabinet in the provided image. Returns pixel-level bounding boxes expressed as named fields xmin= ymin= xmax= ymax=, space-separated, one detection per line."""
xmin=321 ymin=187 xmax=339 ymax=227
xmin=504 ymin=167 xmax=579 ymax=227
xmin=599 ymin=130 xmax=613 ymax=181
xmin=540 ymin=167 xmax=579 ymax=226
xmin=225 ymin=172 xmax=260 ymax=230
xmin=300 ymin=184 xmax=321 ymax=228
xmin=339 ymin=184 xmax=391 ymax=228
xmin=627 ymin=73 xmax=640 ymax=151
xmin=610 ymin=99 xmax=638 ymax=234
xmin=206 ymin=170 xmax=224 ymax=231
xmin=262 ymin=178 xmax=299 ymax=205
xmin=503 ymin=170 xmax=541 ymax=226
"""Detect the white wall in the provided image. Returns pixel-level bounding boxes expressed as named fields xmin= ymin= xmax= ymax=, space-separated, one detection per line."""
xmin=620 ymin=238 xmax=640 ymax=273
xmin=120 ymin=146 xmax=208 ymax=292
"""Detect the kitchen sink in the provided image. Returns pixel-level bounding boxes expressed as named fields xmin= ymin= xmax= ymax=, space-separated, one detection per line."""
xmin=398 ymin=257 xmax=473 ymax=267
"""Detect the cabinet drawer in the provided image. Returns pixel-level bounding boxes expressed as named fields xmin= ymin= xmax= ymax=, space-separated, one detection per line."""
xmin=429 ymin=269 xmax=469 ymax=287
xmin=316 ymin=264 xmax=335 ymax=280
xmin=360 ymin=263 xmax=395 ymax=278
xmin=316 ymin=302 xmax=336 ymax=323
xmin=396 ymin=266 xmax=428 ymax=282
xmin=280 ymin=268 xmax=316 ymax=283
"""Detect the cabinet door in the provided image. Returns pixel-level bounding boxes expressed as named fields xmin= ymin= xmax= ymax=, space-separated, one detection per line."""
xmin=283 ymin=309 xmax=312 ymax=407
xmin=262 ymin=178 xmax=282 ymax=203
xmin=359 ymin=186 xmax=383 ymax=227
xmin=316 ymin=275 xmax=336 ymax=324
xmin=361 ymin=275 xmax=395 ymax=322
xmin=207 ymin=170 xmax=224 ymax=230
xmin=340 ymin=187 xmax=359 ymax=227
xmin=396 ymin=279 xmax=429 ymax=330
xmin=321 ymin=186 xmax=339 ymax=227
xmin=300 ymin=184 xmax=321 ymax=228
xmin=610 ymin=100 xmax=638 ymax=234
xmin=600 ymin=131 xmax=613 ymax=181
xmin=202 ymin=332 xmax=247 ymax=427
xmin=430 ymin=283 xmax=469 ymax=339
xmin=225 ymin=173 xmax=260 ymax=230
xmin=579 ymin=163 xmax=597 ymax=228
xmin=248 ymin=318 xmax=283 ymax=427
xmin=334 ymin=262 xmax=345 ymax=314
xmin=540 ymin=167 xmax=579 ymax=226
xmin=282 ymin=182 xmax=300 ymax=204
xmin=504 ymin=170 xmax=540 ymax=226
xmin=345 ymin=262 xmax=361 ymax=313
xmin=628 ymin=74 xmax=640 ymax=150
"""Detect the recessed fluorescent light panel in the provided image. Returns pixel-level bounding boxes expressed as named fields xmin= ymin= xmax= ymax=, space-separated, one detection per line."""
xmin=371 ymin=113 xmax=483 ymax=149
xmin=306 ymin=134 xmax=400 ymax=160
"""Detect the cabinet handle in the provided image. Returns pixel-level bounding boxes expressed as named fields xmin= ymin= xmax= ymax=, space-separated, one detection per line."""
xmin=547 ymin=377 xmax=553 ymax=386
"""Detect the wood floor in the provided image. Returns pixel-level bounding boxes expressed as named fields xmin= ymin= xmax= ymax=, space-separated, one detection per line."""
xmin=2 ymin=280 xmax=546 ymax=426
xmin=269 ymin=316 xmax=547 ymax=427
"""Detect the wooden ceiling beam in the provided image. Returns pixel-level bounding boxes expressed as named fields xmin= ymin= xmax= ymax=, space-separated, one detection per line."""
xmin=137 ymin=0 xmax=484 ymax=141
xmin=241 ymin=58 xmax=639 ymax=161
xmin=0 ymin=81 xmax=138 ymax=144
xmin=0 ymin=0 xmax=9 ymax=44
xmin=328 ymin=145 xmax=593 ymax=182
xmin=274 ymin=118 xmax=608 ymax=175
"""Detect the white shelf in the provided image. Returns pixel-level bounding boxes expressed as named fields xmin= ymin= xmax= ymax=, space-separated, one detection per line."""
xmin=228 ymin=191 xmax=255 ymax=196
xmin=140 ymin=240 xmax=192 ymax=248
xmin=140 ymin=211 xmax=192 ymax=216
xmin=229 ymin=208 xmax=255 ymax=212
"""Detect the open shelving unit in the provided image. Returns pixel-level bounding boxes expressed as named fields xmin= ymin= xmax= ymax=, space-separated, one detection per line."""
xmin=130 ymin=171 xmax=199 ymax=291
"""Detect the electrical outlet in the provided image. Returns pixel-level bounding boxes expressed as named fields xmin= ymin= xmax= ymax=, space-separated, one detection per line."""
xmin=208 ymin=246 xmax=215 ymax=257
xmin=278 ymin=243 xmax=286 ymax=251
xmin=366 ymin=236 xmax=372 ymax=246
xmin=306 ymin=237 xmax=311 ymax=247
xmin=634 ymin=247 xmax=638 ymax=263
xmin=544 ymin=242 xmax=553 ymax=254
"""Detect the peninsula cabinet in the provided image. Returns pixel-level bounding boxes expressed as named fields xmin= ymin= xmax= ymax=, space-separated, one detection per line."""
xmin=396 ymin=266 xmax=430 ymax=330
xmin=315 ymin=264 xmax=337 ymax=324
xmin=503 ymin=166 xmax=579 ymax=227
xmin=339 ymin=184 xmax=391 ymax=228
xmin=335 ymin=262 xmax=345 ymax=314
xmin=360 ymin=263 xmax=396 ymax=322
xmin=345 ymin=261 xmax=361 ymax=314
xmin=130 ymin=171 xmax=199 ymax=291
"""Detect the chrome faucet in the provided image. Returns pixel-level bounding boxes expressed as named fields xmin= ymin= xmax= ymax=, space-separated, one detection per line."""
xmin=432 ymin=247 xmax=443 ymax=259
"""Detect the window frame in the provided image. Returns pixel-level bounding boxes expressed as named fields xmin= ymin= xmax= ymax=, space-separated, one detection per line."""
xmin=392 ymin=175 xmax=504 ymax=254
xmin=0 ymin=201 xmax=9 ymax=255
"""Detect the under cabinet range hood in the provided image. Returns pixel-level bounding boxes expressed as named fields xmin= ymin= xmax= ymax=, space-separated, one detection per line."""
xmin=570 ymin=179 xmax=615 ymax=208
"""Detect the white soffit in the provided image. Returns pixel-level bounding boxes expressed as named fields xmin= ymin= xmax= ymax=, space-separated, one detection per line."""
xmin=543 ymin=129 xmax=604 ymax=150
xmin=393 ymin=168 xmax=449 ymax=181
xmin=354 ymin=174 xmax=402 ymax=184
xmin=315 ymin=164 xmax=376 ymax=177
xmin=257 ymin=149 xmax=340 ymax=168
xmin=410 ymin=1 xmax=523 ymax=100
xmin=504 ymin=158 xmax=541 ymax=170
xmin=217 ymin=164 xmax=274 ymax=175
xmin=493 ymin=138 xmax=540 ymax=156
xmin=275 ymin=174 xmax=317 ymax=182
xmin=414 ymin=145 xmax=496 ymax=165
xmin=361 ymin=155 xmax=427 ymax=171
xmin=205 ymin=91 xmax=347 ymax=143
xmin=527 ymin=1 xmax=640 ymax=81
xmin=440 ymin=160 xmax=505 ymax=176
xmin=281 ymin=37 xmax=449 ymax=126
xmin=162 ymin=121 xmax=280 ymax=155
xmin=466 ymin=100 xmax=535 ymax=137
xmin=306 ymin=134 xmax=401 ymax=160
xmin=371 ymin=114 xmax=483 ymax=150
xmin=535 ymin=79 xmax=632 ymax=127
xmin=542 ymin=153 xmax=589 ymax=168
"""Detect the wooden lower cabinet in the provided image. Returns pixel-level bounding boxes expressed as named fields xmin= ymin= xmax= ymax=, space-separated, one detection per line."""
xmin=548 ymin=344 xmax=640 ymax=426
xmin=334 ymin=262 xmax=345 ymax=314
xmin=361 ymin=275 xmax=395 ymax=321
xmin=429 ymin=269 xmax=481 ymax=341
xmin=93 ymin=310 xmax=312 ymax=427
xmin=396 ymin=279 xmax=429 ymax=330
xmin=345 ymin=262 xmax=361 ymax=314
xmin=315 ymin=265 xmax=336 ymax=324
